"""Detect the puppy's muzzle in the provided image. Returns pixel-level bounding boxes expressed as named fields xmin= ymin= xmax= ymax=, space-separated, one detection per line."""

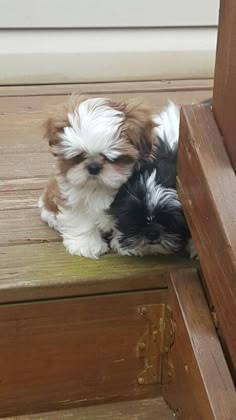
xmin=87 ymin=162 xmax=102 ymax=175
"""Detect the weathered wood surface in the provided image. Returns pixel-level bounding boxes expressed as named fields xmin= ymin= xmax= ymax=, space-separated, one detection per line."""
xmin=0 ymin=242 xmax=195 ymax=303
xmin=0 ymin=208 xmax=60 ymax=246
xmin=0 ymin=80 xmax=207 ymax=303
xmin=5 ymin=397 xmax=174 ymax=420
xmin=0 ymin=83 xmax=212 ymax=154
xmin=0 ymin=290 xmax=166 ymax=417
xmin=0 ymin=189 xmax=42 ymax=211
xmin=0 ymin=79 xmax=213 ymax=97
xmin=0 ymin=178 xmax=46 ymax=192
xmin=177 ymin=104 xmax=236 ymax=374
xmin=213 ymin=0 xmax=236 ymax=170
xmin=163 ymin=269 xmax=236 ymax=420
xmin=0 ymin=153 xmax=54 ymax=179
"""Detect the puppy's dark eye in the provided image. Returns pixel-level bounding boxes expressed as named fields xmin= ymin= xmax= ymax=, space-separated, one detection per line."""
xmin=105 ymin=155 xmax=134 ymax=164
xmin=72 ymin=153 xmax=85 ymax=164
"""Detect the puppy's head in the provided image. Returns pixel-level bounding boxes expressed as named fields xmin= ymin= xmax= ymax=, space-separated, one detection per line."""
xmin=44 ymin=95 xmax=155 ymax=190
xmin=109 ymin=168 xmax=190 ymax=255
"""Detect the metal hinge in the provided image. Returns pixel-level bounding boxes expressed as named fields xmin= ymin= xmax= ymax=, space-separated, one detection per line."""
xmin=137 ymin=303 xmax=174 ymax=386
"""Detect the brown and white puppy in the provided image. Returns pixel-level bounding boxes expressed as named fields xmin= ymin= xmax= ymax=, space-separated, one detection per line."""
xmin=39 ymin=95 xmax=155 ymax=258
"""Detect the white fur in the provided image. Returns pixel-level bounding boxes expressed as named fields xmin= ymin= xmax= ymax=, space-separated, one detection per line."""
xmin=110 ymin=233 xmax=173 ymax=256
xmin=40 ymin=174 xmax=117 ymax=259
xmin=143 ymin=170 xmax=181 ymax=211
xmin=38 ymin=196 xmax=59 ymax=230
xmin=57 ymin=98 xmax=124 ymax=159
xmin=186 ymin=239 xmax=197 ymax=259
xmin=40 ymin=97 xmax=133 ymax=259
xmin=153 ymin=101 xmax=180 ymax=148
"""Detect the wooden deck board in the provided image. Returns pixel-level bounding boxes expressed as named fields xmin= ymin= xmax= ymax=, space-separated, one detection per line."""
xmin=0 ymin=79 xmax=213 ymax=97
xmin=0 ymin=242 xmax=195 ymax=303
xmin=6 ymin=397 xmax=174 ymax=420
xmin=0 ymin=208 xmax=60 ymax=246
xmin=0 ymin=80 xmax=210 ymax=302
xmin=0 ymin=89 xmax=212 ymax=116
xmin=0 ymin=189 xmax=42 ymax=211
xmin=0 ymin=178 xmax=47 ymax=192
xmin=0 ymin=153 xmax=54 ymax=179
xmin=0 ymin=88 xmax=212 ymax=155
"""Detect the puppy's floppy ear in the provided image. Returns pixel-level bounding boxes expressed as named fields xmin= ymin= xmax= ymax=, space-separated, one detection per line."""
xmin=43 ymin=103 xmax=70 ymax=156
xmin=43 ymin=94 xmax=85 ymax=156
xmin=122 ymin=101 xmax=156 ymax=159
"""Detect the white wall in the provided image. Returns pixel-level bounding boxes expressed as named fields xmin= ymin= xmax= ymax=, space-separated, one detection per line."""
xmin=0 ymin=0 xmax=219 ymax=84
xmin=0 ymin=0 xmax=219 ymax=27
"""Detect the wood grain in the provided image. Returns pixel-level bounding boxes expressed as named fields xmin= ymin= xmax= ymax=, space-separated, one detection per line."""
xmin=0 ymin=178 xmax=47 ymax=192
xmin=0 ymin=153 xmax=53 ymax=179
xmin=213 ymin=0 xmax=236 ymax=170
xmin=177 ymin=104 xmax=236 ymax=374
xmin=0 ymin=208 xmax=60 ymax=246
xmin=0 ymin=91 xmax=212 ymax=117
xmin=5 ymin=397 xmax=174 ymax=420
xmin=0 ymin=118 xmax=48 ymax=153
xmin=0 ymin=290 xmax=165 ymax=417
xmin=0 ymin=242 xmax=195 ymax=303
xmin=163 ymin=269 xmax=236 ymax=420
xmin=0 ymin=189 xmax=42 ymax=211
xmin=0 ymin=79 xmax=213 ymax=97
xmin=0 ymin=91 xmax=212 ymax=153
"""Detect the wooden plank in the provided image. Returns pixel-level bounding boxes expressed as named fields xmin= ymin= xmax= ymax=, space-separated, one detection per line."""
xmin=0 ymin=153 xmax=53 ymax=179
xmin=0 ymin=189 xmax=43 ymax=210
xmin=213 ymin=0 xmax=236 ymax=170
xmin=0 ymin=79 xmax=213 ymax=97
xmin=177 ymin=105 xmax=236 ymax=373
xmin=0 ymin=118 xmax=48 ymax=153
xmin=163 ymin=269 xmax=236 ymax=420
xmin=0 ymin=208 xmax=60 ymax=246
xmin=0 ymin=242 xmax=196 ymax=303
xmin=0 ymin=89 xmax=212 ymax=156
xmin=0 ymin=95 xmax=66 ymax=116
xmin=0 ymin=290 xmax=166 ymax=417
xmin=0 ymin=178 xmax=47 ymax=192
xmin=0 ymin=90 xmax=212 ymax=116
xmin=7 ymin=397 xmax=174 ymax=420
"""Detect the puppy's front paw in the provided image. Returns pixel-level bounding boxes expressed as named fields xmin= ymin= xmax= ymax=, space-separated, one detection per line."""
xmin=186 ymin=239 xmax=197 ymax=259
xmin=63 ymin=235 xmax=109 ymax=259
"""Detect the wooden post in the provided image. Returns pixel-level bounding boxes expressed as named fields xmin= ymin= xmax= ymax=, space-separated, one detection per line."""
xmin=177 ymin=104 xmax=236 ymax=377
xmin=213 ymin=0 xmax=236 ymax=170
xmin=163 ymin=269 xmax=236 ymax=420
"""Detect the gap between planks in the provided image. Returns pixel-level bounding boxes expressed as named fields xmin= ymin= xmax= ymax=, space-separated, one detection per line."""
xmin=0 ymin=79 xmax=213 ymax=97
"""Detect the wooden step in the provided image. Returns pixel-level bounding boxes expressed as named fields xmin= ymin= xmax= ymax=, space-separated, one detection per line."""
xmin=0 ymin=81 xmax=210 ymax=418
xmin=6 ymin=398 xmax=174 ymax=420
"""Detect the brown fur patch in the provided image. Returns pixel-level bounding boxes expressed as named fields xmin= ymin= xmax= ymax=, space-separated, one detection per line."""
xmin=108 ymin=99 xmax=156 ymax=159
xmin=43 ymin=177 xmax=63 ymax=214
xmin=44 ymin=94 xmax=87 ymax=154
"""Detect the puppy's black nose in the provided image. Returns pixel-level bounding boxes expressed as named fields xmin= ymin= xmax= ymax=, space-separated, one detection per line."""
xmin=87 ymin=163 xmax=101 ymax=175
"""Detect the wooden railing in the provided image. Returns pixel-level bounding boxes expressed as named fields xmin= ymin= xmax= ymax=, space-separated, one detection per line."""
xmin=177 ymin=0 xmax=236 ymax=379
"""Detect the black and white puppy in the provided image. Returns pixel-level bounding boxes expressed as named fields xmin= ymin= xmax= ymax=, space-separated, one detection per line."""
xmin=108 ymin=102 xmax=195 ymax=257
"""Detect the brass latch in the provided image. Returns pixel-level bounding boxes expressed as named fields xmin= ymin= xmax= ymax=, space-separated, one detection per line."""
xmin=137 ymin=304 xmax=174 ymax=386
